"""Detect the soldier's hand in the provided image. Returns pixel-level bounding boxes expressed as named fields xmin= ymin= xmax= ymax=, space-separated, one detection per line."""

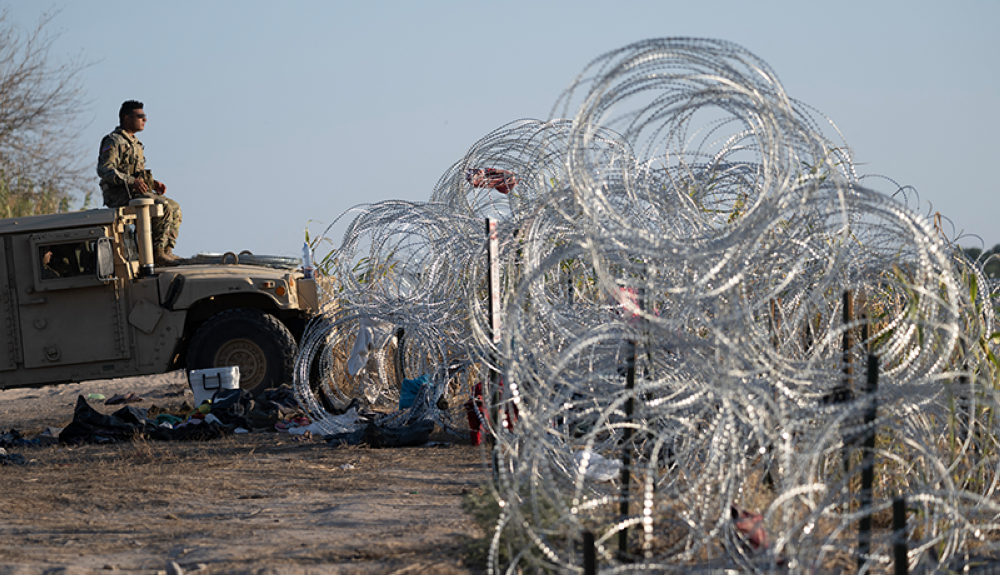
xmin=132 ymin=178 xmax=150 ymax=194
xmin=153 ymin=180 xmax=167 ymax=194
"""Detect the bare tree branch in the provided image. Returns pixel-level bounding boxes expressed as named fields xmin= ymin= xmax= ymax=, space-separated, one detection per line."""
xmin=0 ymin=7 xmax=93 ymax=217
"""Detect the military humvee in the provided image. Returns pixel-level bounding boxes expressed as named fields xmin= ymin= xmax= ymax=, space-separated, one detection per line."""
xmin=0 ymin=198 xmax=318 ymax=396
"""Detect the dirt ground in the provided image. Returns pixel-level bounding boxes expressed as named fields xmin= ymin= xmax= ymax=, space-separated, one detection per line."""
xmin=0 ymin=372 xmax=488 ymax=575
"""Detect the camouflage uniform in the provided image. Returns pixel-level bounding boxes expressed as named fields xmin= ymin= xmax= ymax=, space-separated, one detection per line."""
xmin=97 ymin=127 xmax=182 ymax=250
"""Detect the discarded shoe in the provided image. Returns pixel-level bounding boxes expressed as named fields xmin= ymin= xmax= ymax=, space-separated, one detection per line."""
xmin=105 ymin=392 xmax=144 ymax=405
xmin=105 ymin=393 xmax=126 ymax=405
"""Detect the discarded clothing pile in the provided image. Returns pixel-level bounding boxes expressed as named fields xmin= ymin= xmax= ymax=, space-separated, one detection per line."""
xmin=58 ymin=388 xmax=282 ymax=445
xmin=324 ymin=379 xmax=440 ymax=448
xmin=276 ymin=416 xmax=313 ymax=434
xmin=0 ymin=447 xmax=26 ymax=465
xmin=256 ymin=383 xmax=301 ymax=412
xmin=324 ymin=416 xmax=436 ymax=448
xmin=0 ymin=428 xmax=40 ymax=448
xmin=0 ymin=430 xmax=35 ymax=466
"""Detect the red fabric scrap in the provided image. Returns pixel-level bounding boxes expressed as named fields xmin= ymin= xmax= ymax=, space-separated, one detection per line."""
xmin=466 ymin=168 xmax=518 ymax=194
xmin=731 ymin=503 xmax=769 ymax=551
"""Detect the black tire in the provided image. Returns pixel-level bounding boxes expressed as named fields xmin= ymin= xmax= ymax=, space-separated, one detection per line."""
xmin=308 ymin=345 xmax=341 ymax=414
xmin=187 ymin=308 xmax=297 ymax=397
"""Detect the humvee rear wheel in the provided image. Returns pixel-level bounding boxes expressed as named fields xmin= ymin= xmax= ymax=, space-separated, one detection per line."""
xmin=187 ymin=308 xmax=297 ymax=397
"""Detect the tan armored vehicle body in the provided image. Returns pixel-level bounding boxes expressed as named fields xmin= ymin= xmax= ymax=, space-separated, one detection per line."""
xmin=0 ymin=200 xmax=317 ymax=395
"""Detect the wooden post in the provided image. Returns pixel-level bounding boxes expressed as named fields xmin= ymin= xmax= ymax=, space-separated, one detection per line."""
xmin=486 ymin=218 xmax=501 ymax=479
xmin=486 ymin=219 xmax=501 ymax=349
xmin=486 ymin=217 xmax=501 ymax=410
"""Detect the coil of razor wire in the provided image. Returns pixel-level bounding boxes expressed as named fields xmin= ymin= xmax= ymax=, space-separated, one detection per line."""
xmin=290 ymin=36 xmax=1000 ymax=574
xmin=293 ymin=200 xmax=490 ymax=435
xmin=484 ymin=38 xmax=1000 ymax=574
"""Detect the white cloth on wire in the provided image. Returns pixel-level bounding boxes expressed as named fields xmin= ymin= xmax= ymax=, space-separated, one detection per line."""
xmin=347 ymin=317 xmax=397 ymax=376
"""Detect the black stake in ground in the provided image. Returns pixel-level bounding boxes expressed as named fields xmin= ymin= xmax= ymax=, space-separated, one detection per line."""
xmin=618 ymin=270 xmax=645 ymax=559
xmin=840 ymin=290 xmax=855 ymax=475
xmin=894 ymin=497 xmax=908 ymax=575
xmin=619 ymin=338 xmax=636 ymax=557
xmin=857 ymin=354 xmax=879 ymax=572
xmin=843 ymin=291 xmax=854 ymax=383
xmin=583 ymin=530 xmax=597 ymax=575
xmin=618 ymin=338 xmax=635 ymax=557
xmin=764 ymin=298 xmax=781 ymax=489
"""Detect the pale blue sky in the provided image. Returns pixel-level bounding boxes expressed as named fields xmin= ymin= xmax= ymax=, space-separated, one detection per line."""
xmin=6 ymin=1 xmax=999 ymax=257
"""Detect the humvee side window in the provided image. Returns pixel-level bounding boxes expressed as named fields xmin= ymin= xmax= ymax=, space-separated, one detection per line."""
xmin=37 ymin=240 xmax=98 ymax=281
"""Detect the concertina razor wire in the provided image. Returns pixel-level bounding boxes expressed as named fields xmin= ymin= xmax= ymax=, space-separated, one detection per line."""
xmin=293 ymin=38 xmax=1000 ymax=573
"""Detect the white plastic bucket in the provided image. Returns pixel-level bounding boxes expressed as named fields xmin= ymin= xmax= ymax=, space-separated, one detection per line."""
xmin=189 ymin=366 xmax=240 ymax=406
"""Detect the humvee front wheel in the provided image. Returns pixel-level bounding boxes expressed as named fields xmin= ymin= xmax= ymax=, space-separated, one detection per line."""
xmin=187 ymin=308 xmax=297 ymax=397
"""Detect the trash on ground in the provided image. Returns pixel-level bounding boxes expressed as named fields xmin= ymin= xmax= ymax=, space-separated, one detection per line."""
xmin=36 ymin=427 xmax=62 ymax=445
xmin=1 ymin=428 xmax=39 ymax=448
xmin=188 ymin=366 xmax=240 ymax=406
xmin=57 ymin=385 xmax=284 ymax=444
xmin=399 ymin=374 xmax=431 ymax=410
xmin=0 ymin=447 xmax=27 ymax=465
xmin=321 ymin=382 xmax=451 ymax=448
xmin=105 ymin=392 xmax=144 ymax=405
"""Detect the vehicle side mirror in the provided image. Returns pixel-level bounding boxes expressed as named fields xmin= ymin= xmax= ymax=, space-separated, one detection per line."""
xmin=96 ymin=238 xmax=115 ymax=281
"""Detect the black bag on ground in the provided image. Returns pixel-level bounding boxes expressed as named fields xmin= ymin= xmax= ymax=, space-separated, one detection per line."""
xmin=59 ymin=395 xmax=230 ymax=444
xmin=368 ymin=419 xmax=436 ymax=448
xmin=59 ymin=396 xmax=148 ymax=444
xmin=325 ymin=418 xmax=436 ymax=448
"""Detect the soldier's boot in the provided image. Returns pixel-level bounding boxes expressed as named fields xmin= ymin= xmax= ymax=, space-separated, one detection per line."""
xmin=153 ymin=247 xmax=182 ymax=267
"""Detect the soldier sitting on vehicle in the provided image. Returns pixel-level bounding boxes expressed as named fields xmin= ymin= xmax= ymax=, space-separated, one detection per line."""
xmin=97 ymin=100 xmax=183 ymax=267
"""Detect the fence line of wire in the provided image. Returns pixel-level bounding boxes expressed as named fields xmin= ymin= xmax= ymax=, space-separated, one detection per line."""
xmin=294 ymin=37 xmax=1000 ymax=574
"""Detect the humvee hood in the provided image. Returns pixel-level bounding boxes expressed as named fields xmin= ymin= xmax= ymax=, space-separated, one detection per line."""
xmin=157 ymin=265 xmax=302 ymax=310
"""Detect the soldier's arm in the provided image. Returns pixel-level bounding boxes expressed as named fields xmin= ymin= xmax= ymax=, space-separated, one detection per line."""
xmin=96 ymin=136 xmax=137 ymax=186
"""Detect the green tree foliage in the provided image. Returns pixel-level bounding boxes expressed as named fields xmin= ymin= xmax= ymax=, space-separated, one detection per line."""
xmin=0 ymin=8 xmax=92 ymax=218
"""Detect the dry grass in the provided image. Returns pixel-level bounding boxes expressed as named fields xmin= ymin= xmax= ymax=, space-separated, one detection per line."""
xmin=0 ymin=424 xmax=485 ymax=574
